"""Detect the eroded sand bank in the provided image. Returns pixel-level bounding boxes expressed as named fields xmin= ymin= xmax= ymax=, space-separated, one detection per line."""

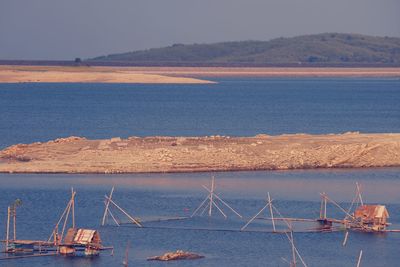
xmin=1 ymin=133 xmax=399 ymax=173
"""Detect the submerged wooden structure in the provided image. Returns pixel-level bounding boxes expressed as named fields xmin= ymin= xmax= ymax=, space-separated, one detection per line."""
xmin=191 ymin=176 xmax=242 ymax=219
xmin=1 ymin=189 xmax=112 ymax=260
xmin=101 ymin=187 xmax=142 ymax=227
xmin=316 ymin=183 xmax=391 ymax=232
xmin=241 ymin=192 xmax=308 ymax=267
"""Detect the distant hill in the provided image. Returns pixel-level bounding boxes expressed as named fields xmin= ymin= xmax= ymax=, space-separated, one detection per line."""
xmin=90 ymin=33 xmax=400 ymax=66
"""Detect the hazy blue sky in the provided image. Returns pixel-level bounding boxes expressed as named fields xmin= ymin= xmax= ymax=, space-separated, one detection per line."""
xmin=1 ymin=0 xmax=399 ymax=60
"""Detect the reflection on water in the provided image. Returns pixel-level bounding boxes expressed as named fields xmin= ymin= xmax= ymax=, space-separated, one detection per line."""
xmin=1 ymin=168 xmax=399 ymax=203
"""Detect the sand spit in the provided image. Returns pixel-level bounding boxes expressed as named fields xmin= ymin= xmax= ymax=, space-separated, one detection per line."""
xmin=0 ymin=133 xmax=399 ymax=174
xmin=0 ymin=65 xmax=214 ymax=84
xmin=1 ymin=66 xmax=400 ymax=83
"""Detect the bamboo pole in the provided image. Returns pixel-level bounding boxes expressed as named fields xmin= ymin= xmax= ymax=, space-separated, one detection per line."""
xmin=342 ymin=231 xmax=349 ymax=246
xmin=202 ymin=185 xmax=242 ymax=218
xmin=241 ymin=200 xmax=270 ymax=231
xmin=102 ymin=187 xmax=114 ymax=226
xmin=200 ymin=199 xmax=210 ymax=216
xmin=356 ymin=250 xmax=363 ymax=267
xmin=271 ymin=205 xmax=292 ymax=230
xmin=320 ymin=193 xmax=355 ymax=220
xmin=285 ymin=231 xmax=308 ymax=267
xmin=191 ymin=195 xmax=210 ymax=217
xmin=48 ymin=201 xmax=70 ymax=243
xmin=290 ymin=231 xmax=296 ymax=267
xmin=107 ymin=208 xmax=120 ymax=226
xmin=319 ymin=196 xmax=324 ymax=218
xmin=212 ymin=201 xmax=227 ymax=218
xmin=268 ymin=193 xmax=276 ymax=232
xmin=104 ymin=196 xmax=142 ymax=227
xmin=356 ymin=183 xmax=364 ymax=206
xmin=12 ymin=206 xmax=16 ymax=241
xmin=208 ymin=176 xmax=215 ymax=217
xmin=71 ymin=188 xmax=75 ymax=229
xmin=60 ymin=199 xmax=72 ymax=242
xmin=5 ymin=206 xmax=10 ymax=251
xmin=258 ymin=217 xmax=317 ymax=223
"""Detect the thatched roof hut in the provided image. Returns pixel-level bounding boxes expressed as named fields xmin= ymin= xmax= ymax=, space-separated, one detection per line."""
xmin=354 ymin=205 xmax=389 ymax=230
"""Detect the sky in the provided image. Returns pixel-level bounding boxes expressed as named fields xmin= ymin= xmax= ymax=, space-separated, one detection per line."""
xmin=1 ymin=0 xmax=399 ymax=60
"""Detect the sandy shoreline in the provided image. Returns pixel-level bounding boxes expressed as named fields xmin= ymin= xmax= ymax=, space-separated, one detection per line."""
xmin=1 ymin=133 xmax=399 ymax=174
xmin=0 ymin=65 xmax=399 ymax=84
xmin=0 ymin=65 xmax=214 ymax=84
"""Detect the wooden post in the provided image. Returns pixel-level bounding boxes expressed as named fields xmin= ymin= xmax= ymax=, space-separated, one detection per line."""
xmin=60 ymin=199 xmax=72 ymax=241
xmin=71 ymin=187 xmax=75 ymax=229
xmin=191 ymin=195 xmax=209 ymax=217
xmin=319 ymin=196 xmax=324 ymax=218
xmin=202 ymin=185 xmax=242 ymax=218
xmin=356 ymin=250 xmax=363 ymax=267
xmin=290 ymin=231 xmax=296 ymax=267
xmin=267 ymin=193 xmax=276 ymax=232
xmin=356 ymin=183 xmax=364 ymax=206
xmin=208 ymin=176 xmax=215 ymax=217
xmin=12 ymin=206 xmax=16 ymax=240
xmin=342 ymin=231 xmax=349 ymax=246
xmin=104 ymin=196 xmax=142 ymax=227
xmin=48 ymin=191 xmax=75 ymax=243
xmin=5 ymin=206 xmax=10 ymax=251
xmin=102 ymin=187 xmax=114 ymax=226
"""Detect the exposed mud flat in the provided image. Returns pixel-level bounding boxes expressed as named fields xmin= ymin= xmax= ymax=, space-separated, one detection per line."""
xmin=0 ymin=133 xmax=399 ymax=173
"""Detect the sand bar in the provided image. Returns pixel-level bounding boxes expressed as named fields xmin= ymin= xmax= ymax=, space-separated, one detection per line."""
xmin=0 ymin=132 xmax=399 ymax=174
xmin=0 ymin=65 xmax=214 ymax=84
xmin=0 ymin=66 xmax=400 ymax=84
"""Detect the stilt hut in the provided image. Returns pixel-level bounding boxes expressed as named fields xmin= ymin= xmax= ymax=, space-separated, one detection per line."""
xmin=60 ymin=228 xmax=102 ymax=256
xmin=354 ymin=205 xmax=389 ymax=231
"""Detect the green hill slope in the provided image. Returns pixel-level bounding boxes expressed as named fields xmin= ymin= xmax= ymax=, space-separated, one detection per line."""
xmin=91 ymin=33 xmax=400 ymax=66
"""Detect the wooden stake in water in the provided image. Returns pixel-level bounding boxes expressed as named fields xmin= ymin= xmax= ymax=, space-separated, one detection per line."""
xmin=48 ymin=189 xmax=76 ymax=244
xmin=356 ymin=250 xmax=363 ymax=267
xmin=102 ymin=187 xmax=115 ymax=226
xmin=102 ymin=187 xmax=142 ymax=227
xmin=122 ymin=241 xmax=130 ymax=267
xmin=241 ymin=192 xmax=274 ymax=231
xmin=268 ymin=192 xmax=276 ymax=232
xmin=5 ymin=206 xmax=10 ymax=251
xmin=191 ymin=176 xmax=242 ymax=219
xmin=342 ymin=231 xmax=349 ymax=246
xmin=208 ymin=176 xmax=215 ymax=217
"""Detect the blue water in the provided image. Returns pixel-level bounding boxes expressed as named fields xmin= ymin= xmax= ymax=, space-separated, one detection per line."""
xmin=0 ymin=78 xmax=400 ymax=266
xmin=0 ymin=78 xmax=399 ymax=149
xmin=0 ymin=169 xmax=400 ymax=267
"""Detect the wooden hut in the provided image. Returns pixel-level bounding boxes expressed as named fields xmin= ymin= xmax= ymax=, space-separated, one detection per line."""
xmin=354 ymin=205 xmax=389 ymax=231
xmin=60 ymin=228 xmax=102 ymax=256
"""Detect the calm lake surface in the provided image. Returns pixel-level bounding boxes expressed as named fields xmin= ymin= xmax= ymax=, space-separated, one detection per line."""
xmin=0 ymin=78 xmax=399 ymax=149
xmin=0 ymin=169 xmax=400 ymax=267
xmin=0 ymin=78 xmax=399 ymax=266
